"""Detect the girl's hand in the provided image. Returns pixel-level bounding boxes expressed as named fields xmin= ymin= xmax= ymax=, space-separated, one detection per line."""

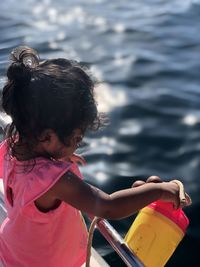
xmin=147 ymin=177 xmax=181 ymax=209
xmin=160 ymin=182 xmax=180 ymax=209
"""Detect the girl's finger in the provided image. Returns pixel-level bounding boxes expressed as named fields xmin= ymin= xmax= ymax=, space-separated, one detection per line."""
xmin=146 ymin=176 xmax=162 ymax=183
xmin=132 ymin=180 xmax=145 ymax=188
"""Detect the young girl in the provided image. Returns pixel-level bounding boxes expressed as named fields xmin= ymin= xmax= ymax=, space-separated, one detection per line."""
xmin=0 ymin=46 xmax=180 ymax=267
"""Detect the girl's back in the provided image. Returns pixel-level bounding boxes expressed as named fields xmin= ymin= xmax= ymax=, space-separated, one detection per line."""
xmin=0 ymin=141 xmax=87 ymax=267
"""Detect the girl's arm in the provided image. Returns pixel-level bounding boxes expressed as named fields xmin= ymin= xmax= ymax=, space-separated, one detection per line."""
xmin=35 ymin=171 xmax=180 ymax=219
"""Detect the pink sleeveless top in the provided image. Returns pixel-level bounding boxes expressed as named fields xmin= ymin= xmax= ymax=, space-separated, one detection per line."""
xmin=0 ymin=141 xmax=87 ymax=267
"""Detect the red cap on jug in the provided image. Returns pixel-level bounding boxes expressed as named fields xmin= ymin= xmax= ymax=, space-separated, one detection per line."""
xmin=148 ymin=201 xmax=189 ymax=233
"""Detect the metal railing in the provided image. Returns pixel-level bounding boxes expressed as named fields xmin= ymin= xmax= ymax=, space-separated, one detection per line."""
xmin=95 ymin=218 xmax=144 ymax=267
xmin=0 ymin=188 xmax=6 ymax=225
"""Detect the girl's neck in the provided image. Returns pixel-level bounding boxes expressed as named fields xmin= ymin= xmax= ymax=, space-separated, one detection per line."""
xmin=13 ymin=141 xmax=50 ymax=161
xmin=12 ymin=141 xmax=73 ymax=162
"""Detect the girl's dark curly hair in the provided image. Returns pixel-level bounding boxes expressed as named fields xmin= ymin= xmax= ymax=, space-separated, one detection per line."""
xmin=2 ymin=46 xmax=104 ymax=157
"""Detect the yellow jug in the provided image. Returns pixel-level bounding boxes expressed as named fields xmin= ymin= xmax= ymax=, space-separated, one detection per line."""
xmin=125 ymin=201 xmax=189 ymax=267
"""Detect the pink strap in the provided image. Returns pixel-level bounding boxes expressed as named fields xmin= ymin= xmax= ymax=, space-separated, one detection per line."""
xmin=0 ymin=140 xmax=7 ymax=178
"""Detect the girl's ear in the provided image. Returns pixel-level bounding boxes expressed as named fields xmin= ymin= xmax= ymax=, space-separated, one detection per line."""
xmin=39 ymin=129 xmax=62 ymax=154
xmin=39 ymin=129 xmax=57 ymax=143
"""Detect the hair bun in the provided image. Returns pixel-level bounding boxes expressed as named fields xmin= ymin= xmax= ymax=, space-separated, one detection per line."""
xmin=10 ymin=46 xmax=39 ymax=68
xmin=7 ymin=46 xmax=40 ymax=86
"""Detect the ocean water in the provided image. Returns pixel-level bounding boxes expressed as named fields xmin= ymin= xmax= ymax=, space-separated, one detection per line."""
xmin=0 ymin=0 xmax=200 ymax=266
